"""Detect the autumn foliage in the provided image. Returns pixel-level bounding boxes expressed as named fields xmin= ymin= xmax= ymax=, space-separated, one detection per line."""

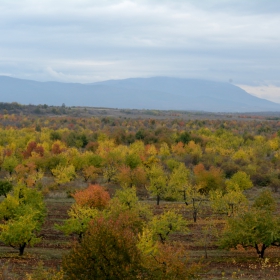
xmin=22 ymin=141 xmax=44 ymax=159
xmin=62 ymin=215 xmax=142 ymax=280
xmin=72 ymin=184 xmax=110 ymax=210
xmin=142 ymin=242 xmax=202 ymax=280
xmin=1 ymin=108 xmax=280 ymax=278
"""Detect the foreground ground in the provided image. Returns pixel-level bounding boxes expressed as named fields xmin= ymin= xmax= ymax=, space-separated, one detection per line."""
xmin=0 ymin=185 xmax=279 ymax=280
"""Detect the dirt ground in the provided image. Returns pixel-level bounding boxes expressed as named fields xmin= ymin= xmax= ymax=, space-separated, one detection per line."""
xmin=0 ymin=188 xmax=280 ymax=279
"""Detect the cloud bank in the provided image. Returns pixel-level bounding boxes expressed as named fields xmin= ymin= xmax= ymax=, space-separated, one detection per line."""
xmin=0 ymin=0 xmax=280 ymax=102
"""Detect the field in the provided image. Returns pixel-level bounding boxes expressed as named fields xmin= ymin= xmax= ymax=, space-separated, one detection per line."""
xmin=0 ymin=104 xmax=280 ymax=279
xmin=1 ymin=186 xmax=280 ymax=279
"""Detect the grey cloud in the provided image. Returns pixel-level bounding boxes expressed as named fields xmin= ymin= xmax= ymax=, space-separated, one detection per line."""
xmin=0 ymin=0 xmax=280 ymax=101
xmin=165 ymin=0 xmax=280 ymax=15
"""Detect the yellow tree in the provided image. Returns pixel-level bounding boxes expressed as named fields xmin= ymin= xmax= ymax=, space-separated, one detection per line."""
xmin=146 ymin=164 xmax=167 ymax=205
xmin=226 ymin=171 xmax=253 ymax=191
xmin=168 ymin=162 xmax=190 ymax=200
xmin=51 ymin=164 xmax=76 ymax=185
xmin=209 ymin=188 xmax=248 ymax=217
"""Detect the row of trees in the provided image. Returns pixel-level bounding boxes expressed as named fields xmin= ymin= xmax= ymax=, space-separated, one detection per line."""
xmin=0 ymin=131 xmax=279 ymax=203
xmin=1 ymin=182 xmax=279 ymax=262
xmin=0 ymin=183 xmax=271 ymax=280
xmin=0 ymin=114 xmax=280 ymax=190
xmin=0 ymin=113 xmax=279 ymax=278
xmin=0 ymin=137 xmax=257 ymax=210
xmin=0 ymin=183 xmax=203 ymax=279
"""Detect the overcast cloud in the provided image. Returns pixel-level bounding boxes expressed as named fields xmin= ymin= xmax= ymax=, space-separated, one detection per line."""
xmin=1 ymin=0 xmax=280 ymax=102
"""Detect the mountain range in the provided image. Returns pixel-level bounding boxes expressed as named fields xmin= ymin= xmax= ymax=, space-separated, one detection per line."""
xmin=0 ymin=76 xmax=279 ymax=112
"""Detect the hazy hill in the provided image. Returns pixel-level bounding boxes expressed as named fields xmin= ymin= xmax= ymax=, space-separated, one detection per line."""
xmin=1 ymin=76 xmax=280 ymax=112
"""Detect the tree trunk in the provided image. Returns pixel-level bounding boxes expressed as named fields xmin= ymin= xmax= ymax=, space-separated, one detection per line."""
xmin=193 ymin=210 xmax=197 ymax=223
xmin=19 ymin=243 xmax=26 ymax=256
xmin=78 ymin=232 xmax=83 ymax=243
xmin=157 ymin=195 xmax=160 ymax=205
xmin=255 ymin=243 xmax=266 ymax=258
xmin=159 ymin=233 xmax=165 ymax=244
xmin=192 ymin=198 xmax=197 ymax=222
xmin=260 ymin=244 xmax=266 ymax=258
xmin=204 ymin=243 xmax=208 ymax=259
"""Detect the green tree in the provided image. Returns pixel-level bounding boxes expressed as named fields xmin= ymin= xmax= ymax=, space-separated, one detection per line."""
xmin=148 ymin=210 xmax=188 ymax=244
xmin=176 ymin=131 xmax=191 ymax=144
xmin=0 ymin=180 xmax=13 ymax=197
xmin=124 ymin=153 xmax=141 ymax=169
xmin=114 ymin=186 xmax=139 ymax=210
xmin=0 ymin=185 xmax=46 ymax=255
xmin=177 ymin=172 xmax=207 ymax=223
xmin=2 ymin=156 xmax=19 ymax=176
xmin=252 ymin=189 xmax=276 ymax=212
xmin=110 ymin=186 xmax=151 ymax=222
xmin=220 ymin=209 xmax=280 ymax=258
xmin=220 ymin=191 xmax=280 ymax=258
xmin=0 ymin=211 xmax=43 ymax=256
xmin=56 ymin=204 xmax=99 ymax=241
xmin=226 ymin=171 xmax=253 ymax=191
xmin=168 ymin=163 xmax=206 ymax=222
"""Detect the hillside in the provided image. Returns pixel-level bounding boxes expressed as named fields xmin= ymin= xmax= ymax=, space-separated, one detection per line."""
xmin=1 ymin=76 xmax=280 ymax=112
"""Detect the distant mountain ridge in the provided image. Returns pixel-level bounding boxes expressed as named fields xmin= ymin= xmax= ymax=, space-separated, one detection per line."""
xmin=0 ymin=76 xmax=280 ymax=112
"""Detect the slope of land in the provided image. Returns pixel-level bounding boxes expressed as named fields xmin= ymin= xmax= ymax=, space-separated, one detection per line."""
xmin=1 ymin=76 xmax=280 ymax=112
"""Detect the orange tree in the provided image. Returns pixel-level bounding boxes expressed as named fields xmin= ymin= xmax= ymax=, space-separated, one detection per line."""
xmin=57 ymin=185 xmax=110 ymax=240
xmin=72 ymin=184 xmax=110 ymax=210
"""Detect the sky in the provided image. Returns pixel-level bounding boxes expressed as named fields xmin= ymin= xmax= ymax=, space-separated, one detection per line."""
xmin=1 ymin=0 xmax=280 ymax=102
